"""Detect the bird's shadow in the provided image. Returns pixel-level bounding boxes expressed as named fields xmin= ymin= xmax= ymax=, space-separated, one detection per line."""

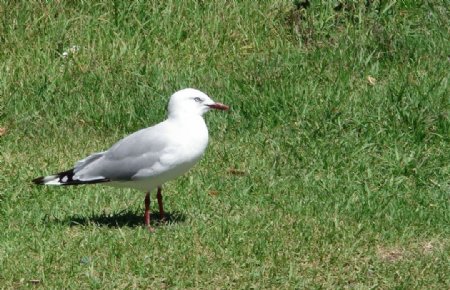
xmin=61 ymin=210 xmax=186 ymax=228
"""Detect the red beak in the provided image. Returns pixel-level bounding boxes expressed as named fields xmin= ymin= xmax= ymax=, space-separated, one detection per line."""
xmin=207 ymin=103 xmax=229 ymax=111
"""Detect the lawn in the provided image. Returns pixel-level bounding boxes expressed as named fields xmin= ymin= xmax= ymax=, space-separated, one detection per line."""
xmin=0 ymin=1 xmax=449 ymax=288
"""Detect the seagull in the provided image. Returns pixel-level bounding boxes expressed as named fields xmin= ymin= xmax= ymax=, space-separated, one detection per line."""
xmin=33 ymin=88 xmax=229 ymax=231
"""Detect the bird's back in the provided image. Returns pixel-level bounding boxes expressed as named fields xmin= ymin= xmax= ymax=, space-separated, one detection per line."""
xmin=73 ymin=115 xmax=209 ymax=190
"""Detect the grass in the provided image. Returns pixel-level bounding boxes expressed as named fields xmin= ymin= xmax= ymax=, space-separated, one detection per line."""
xmin=0 ymin=0 xmax=449 ymax=288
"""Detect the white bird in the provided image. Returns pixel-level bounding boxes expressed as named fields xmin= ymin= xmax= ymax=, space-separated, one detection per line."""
xmin=33 ymin=88 xmax=229 ymax=231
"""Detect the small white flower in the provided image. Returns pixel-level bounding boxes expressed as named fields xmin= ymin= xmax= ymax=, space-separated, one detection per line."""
xmin=70 ymin=45 xmax=79 ymax=54
xmin=61 ymin=45 xmax=80 ymax=59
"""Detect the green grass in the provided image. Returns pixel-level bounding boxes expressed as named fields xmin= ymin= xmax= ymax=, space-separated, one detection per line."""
xmin=1 ymin=0 xmax=449 ymax=288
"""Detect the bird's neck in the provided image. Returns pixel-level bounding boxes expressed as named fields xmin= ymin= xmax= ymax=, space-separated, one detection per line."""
xmin=168 ymin=114 xmax=209 ymax=144
xmin=168 ymin=113 xmax=205 ymax=123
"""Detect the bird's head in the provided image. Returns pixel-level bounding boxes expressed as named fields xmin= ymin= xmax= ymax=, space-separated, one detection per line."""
xmin=168 ymin=88 xmax=229 ymax=118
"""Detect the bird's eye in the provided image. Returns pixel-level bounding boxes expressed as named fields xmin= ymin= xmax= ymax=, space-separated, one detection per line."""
xmin=194 ymin=97 xmax=202 ymax=103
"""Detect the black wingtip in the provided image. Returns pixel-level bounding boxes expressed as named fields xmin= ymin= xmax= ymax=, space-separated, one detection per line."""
xmin=32 ymin=176 xmax=45 ymax=185
xmin=32 ymin=168 xmax=110 ymax=186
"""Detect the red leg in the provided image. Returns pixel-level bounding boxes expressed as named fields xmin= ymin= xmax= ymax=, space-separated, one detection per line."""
xmin=157 ymin=186 xmax=165 ymax=221
xmin=144 ymin=192 xmax=154 ymax=232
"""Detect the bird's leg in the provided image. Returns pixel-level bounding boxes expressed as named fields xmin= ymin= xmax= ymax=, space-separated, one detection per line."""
xmin=157 ymin=186 xmax=165 ymax=221
xmin=144 ymin=192 xmax=154 ymax=232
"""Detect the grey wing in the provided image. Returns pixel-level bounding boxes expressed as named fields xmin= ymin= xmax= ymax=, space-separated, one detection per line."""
xmin=73 ymin=122 xmax=171 ymax=181
xmin=72 ymin=152 xmax=107 ymax=181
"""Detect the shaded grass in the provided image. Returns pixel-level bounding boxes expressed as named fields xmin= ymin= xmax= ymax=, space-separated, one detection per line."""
xmin=1 ymin=0 xmax=449 ymax=288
